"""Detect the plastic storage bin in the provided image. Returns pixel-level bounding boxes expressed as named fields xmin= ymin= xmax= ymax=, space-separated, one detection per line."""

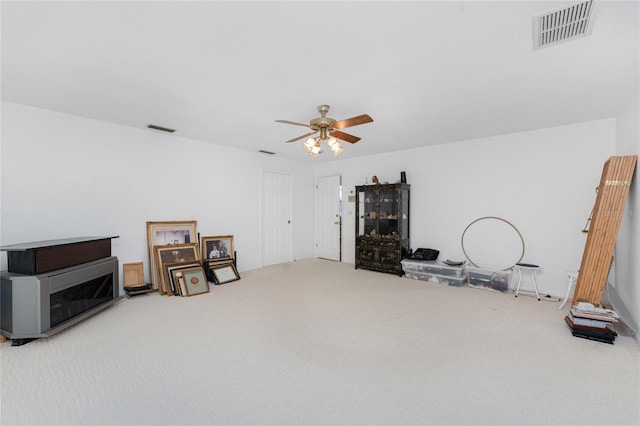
xmin=400 ymin=259 xmax=466 ymax=277
xmin=468 ymin=268 xmax=511 ymax=292
xmin=404 ymin=271 xmax=468 ymax=287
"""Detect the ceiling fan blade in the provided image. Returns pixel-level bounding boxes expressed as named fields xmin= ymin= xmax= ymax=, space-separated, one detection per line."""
xmin=331 ymin=130 xmax=361 ymax=144
xmin=285 ymin=131 xmax=317 ymax=143
xmin=331 ymin=114 xmax=373 ymax=130
xmin=275 ymin=120 xmax=312 ymax=129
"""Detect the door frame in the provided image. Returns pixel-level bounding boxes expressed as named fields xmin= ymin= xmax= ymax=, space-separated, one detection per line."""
xmin=315 ymin=174 xmax=342 ymax=262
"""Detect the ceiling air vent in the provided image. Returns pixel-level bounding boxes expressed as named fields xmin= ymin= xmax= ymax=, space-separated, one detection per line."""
xmin=146 ymin=124 xmax=176 ymax=133
xmin=259 ymin=150 xmax=276 ymax=155
xmin=533 ymin=0 xmax=595 ymax=50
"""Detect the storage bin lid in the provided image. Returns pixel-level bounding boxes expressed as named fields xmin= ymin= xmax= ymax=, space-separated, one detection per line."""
xmin=401 ymin=259 xmax=465 ymax=271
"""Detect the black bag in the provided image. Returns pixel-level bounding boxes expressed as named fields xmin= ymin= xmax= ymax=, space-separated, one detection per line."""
xmin=410 ymin=248 xmax=439 ymax=261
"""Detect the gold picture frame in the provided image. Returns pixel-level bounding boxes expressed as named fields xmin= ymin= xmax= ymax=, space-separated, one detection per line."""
xmin=146 ymin=221 xmax=198 ymax=290
xmin=201 ymin=235 xmax=234 ymax=261
xmin=170 ymin=268 xmax=189 ymax=296
xmin=154 ymin=243 xmax=199 ymax=295
xmin=164 ymin=261 xmax=201 ymax=296
xmin=175 ymin=266 xmax=209 ymax=296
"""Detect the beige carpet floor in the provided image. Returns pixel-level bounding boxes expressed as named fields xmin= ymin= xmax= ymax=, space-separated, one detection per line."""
xmin=1 ymin=258 xmax=638 ymax=425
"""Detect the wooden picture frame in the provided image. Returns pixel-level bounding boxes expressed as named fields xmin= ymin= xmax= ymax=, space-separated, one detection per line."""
xmin=164 ymin=261 xmax=201 ymax=296
xmin=154 ymin=243 xmax=199 ymax=295
xmin=178 ymin=266 xmax=210 ymax=296
xmin=123 ymin=262 xmax=144 ymax=288
xmin=170 ymin=268 xmax=189 ymax=296
xmin=201 ymin=235 xmax=234 ymax=261
xmin=122 ymin=261 xmax=152 ymax=296
xmin=146 ymin=221 xmax=198 ymax=290
xmin=210 ymin=262 xmax=240 ymax=285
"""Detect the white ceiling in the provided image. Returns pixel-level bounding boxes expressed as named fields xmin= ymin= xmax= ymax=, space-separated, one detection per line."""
xmin=2 ymin=1 xmax=638 ymax=162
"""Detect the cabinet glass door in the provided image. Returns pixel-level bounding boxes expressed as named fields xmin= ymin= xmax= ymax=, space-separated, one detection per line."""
xmin=378 ymin=189 xmax=399 ymax=237
xmin=401 ymin=187 xmax=409 ymax=239
xmin=359 ymin=188 xmax=376 ymax=237
xmin=358 ymin=190 xmax=365 ymax=237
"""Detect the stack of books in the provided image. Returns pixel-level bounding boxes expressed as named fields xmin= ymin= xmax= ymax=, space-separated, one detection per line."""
xmin=565 ymin=302 xmax=619 ymax=344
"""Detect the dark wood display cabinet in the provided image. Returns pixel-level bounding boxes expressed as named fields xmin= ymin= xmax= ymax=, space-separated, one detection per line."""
xmin=355 ymin=183 xmax=410 ymax=276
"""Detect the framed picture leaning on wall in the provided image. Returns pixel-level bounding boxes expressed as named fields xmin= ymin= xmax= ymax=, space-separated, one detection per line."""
xmin=154 ymin=243 xmax=199 ymax=295
xmin=146 ymin=221 xmax=198 ymax=291
xmin=180 ymin=266 xmax=210 ymax=296
xmin=210 ymin=261 xmax=240 ymax=285
xmin=201 ymin=235 xmax=234 ymax=261
xmin=164 ymin=261 xmax=201 ymax=296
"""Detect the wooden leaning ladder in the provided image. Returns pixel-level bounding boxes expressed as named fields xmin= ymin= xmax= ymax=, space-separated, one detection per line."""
xmin=572 ymin=155 xmax=637 ymax=306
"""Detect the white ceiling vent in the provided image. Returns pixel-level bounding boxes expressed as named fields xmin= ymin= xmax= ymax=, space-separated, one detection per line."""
xmin=533 ymin=0 xmax=595 ymax=50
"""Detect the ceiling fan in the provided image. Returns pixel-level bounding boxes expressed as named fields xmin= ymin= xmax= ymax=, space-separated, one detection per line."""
xmin=275 ymin=105 xmax=373 ymax=157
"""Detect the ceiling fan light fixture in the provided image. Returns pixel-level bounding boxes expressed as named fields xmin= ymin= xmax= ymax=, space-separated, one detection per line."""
xmin=311 ymin=142 xmax=322 ymax=155
xmin=277 ymin=105 xmax=374 ymax=159
xmin=330 ymin=141 xmax=343 ymax=156
xmin=303 ymin=142 xmax=313 ymax=155
xmin=303 ymin=139 xmax=323 ymax=157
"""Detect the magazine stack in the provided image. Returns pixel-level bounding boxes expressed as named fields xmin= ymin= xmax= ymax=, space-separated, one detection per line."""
xmin=565 ymin=302 xmax=619 ymax=344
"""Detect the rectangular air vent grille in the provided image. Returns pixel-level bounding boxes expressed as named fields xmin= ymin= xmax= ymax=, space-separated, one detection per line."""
xmin=147 ymin=124 xmax=176 ymax=133
xmin=533 ymin=0 xmax=595 ymax=50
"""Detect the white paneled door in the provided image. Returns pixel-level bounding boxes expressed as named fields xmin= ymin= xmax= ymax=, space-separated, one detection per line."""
xmin=262 ymin=171 xmax=292 ymax=266
xmin=316 ymin=174 xmax=341 ymax=261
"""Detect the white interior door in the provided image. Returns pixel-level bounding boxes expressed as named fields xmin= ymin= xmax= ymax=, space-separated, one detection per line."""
xmin=316 ymin=174 xmax=341 ymax=261
xmin=262 ymin=171 xmax=292 ymax=266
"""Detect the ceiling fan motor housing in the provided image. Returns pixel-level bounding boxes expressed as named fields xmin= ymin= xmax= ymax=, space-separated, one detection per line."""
xmin=310 ymin=116 xmax=336 ymax=130
xmin=310 ymin=105 xmax=336 ymax=130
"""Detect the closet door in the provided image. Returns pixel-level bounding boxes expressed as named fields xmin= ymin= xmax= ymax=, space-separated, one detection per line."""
xmin=262 ymin=171 xmax=292 ymax=266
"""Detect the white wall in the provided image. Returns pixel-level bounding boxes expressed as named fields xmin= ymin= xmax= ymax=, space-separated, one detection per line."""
xmin=614 ymin=93 xmax=640 ymax=332
xmin=0 ymin=101 xmax=629 ymax=310
xmin=315 ymin=119 xmax=616 ymax=298
xmin=0 ymin=102 xmax=316 ymax=284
